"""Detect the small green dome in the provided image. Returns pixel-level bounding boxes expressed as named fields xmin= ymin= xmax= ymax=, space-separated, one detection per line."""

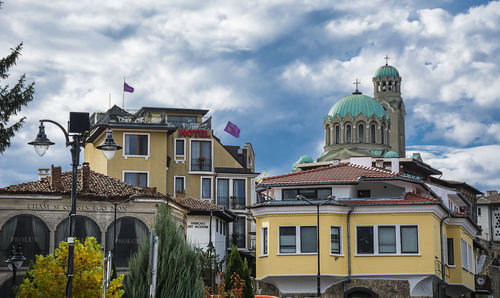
xmin=292 ymin=162 xmax=298 ymax=171
xmin=328 ymin=93 xmax=389 ymax=120
xmin=297 ymin=155 xmax=313 ymax=164
xmin=384 ymin=151 xmax=399 ymax=158
xmin=374 ymin=65 xmax=400 ymax=78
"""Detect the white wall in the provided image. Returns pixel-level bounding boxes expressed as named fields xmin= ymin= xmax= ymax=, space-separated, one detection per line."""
xmin=354 ymin=181 xmax=405 ymax=198
xmin=477 ymin=205 xmax=491 ymax=241
xmin=187 ymin=215 xmax=227 ymax=259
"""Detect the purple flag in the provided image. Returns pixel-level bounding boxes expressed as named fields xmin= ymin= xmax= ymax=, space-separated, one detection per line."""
xmin=224 ymin=121 xmax=240 ymax=138
xmin=124 ymin=82 xmax=134 ymax=93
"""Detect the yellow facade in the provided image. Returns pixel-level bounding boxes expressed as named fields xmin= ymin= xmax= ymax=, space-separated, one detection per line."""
xmin=255 ymin=210 xmax=476 ymax=292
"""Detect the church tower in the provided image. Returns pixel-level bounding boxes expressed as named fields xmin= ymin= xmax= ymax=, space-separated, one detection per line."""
xmin=373 ymin=57 xmax=406 ymax=157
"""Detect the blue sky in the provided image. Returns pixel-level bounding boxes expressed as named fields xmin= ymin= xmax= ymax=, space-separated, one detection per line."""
xmin=1 ymin=0 xmax=500 ymax=192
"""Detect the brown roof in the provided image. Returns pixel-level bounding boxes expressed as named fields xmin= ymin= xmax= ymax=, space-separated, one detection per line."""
xmin=260 ymin=163 xmax=400 ymax=186
xmin=176 ymin=197 xmax=223 ymax=211
xmin=477 ymin=195 xmax=500 ymax=204
xmin=0 ymin=166 xmax=168 ymax=201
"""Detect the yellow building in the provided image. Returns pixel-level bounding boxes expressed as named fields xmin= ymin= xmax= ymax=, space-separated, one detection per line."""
xmin=251 ymin=162 xmax=480 ymax=297
xmin=84 ymin=105 xmax=258 ymax=252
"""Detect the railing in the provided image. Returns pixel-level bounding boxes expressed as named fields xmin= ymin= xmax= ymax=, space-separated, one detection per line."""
xmin=191 ymin=158 xmax=212 ymax=171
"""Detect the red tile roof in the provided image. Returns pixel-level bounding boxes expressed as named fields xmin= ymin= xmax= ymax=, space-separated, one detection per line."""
xmin=0 ymin=167 xmax=168 ymax=201
xmin=176 ymin=197 xmax=223 ymax=211
xmin=260 ymin=163 xmax=400 ymax=186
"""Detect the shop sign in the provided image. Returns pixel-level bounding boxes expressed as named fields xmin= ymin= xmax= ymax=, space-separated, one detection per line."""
xmin=179 ymin=129 xmax=210 ymax=138
xmin=187 ymin=221 xmax=209 ymax=229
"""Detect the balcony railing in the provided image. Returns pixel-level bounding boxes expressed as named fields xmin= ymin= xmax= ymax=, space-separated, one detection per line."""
xmin=191 ymin=158 xmax=212 ymax=171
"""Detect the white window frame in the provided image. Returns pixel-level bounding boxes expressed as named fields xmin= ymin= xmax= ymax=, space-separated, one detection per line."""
xmin=260 ymin=227 xmax=268 ymax=257
xmin=174 ymin=176 xmax=186 ymax=197
xmin=215 ymin=177 xmax=248 ymax=209
xmin=468 ymin=243 xmax=473 ymax=272
xmin=461 ymin=239 xmax=468 ymax=269
xmin=174 ymin=138 xmax=186 ymax=163
xmin=189 ymin=138 xmax=214 ymax=174
xmin=330 ymin=225 xmax=343 ymax=256
xmin=123 ymin=132 xmax=150 ymax=159
xmin=123 ymin=171 xmax=149 ymax=187
xmin=278 ymin=225 xmax=318 ymax=255
xmin=355 ymin=224 xmax=419 ymax=256
xmin=200 ymin=176 xmax=213 ymax=200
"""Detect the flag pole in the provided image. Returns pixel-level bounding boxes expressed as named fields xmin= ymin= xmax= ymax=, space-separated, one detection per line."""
xmin=109 ymin=93 xmax=111 ymax=109
xmin=122 ymin=77 xmax=125 ymax=109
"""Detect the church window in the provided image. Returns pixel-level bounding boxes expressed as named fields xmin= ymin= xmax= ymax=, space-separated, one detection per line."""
xmin=370 ymin=124 xmax=376 ymax=143
xmin=325 ymin=125 xmax=331 ymax=145
xmin=381 ymin=125 xmax=385 ymax=144
xmin=358 ymin=124 xmax=365 ymax=143
xmin=388 ymin=81 xmax=392 ymax=91
xmin=346 ymin=124 xmax=352 ymax=143
xmin=335 ymin=126 xmax=340 ymax=144
xmin=382 ymin=82 xmax=386 ymax=91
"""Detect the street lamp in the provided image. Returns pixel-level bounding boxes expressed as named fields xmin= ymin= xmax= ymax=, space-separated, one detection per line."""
xmin=297 ymin=195 xmax=335 ymax=298
xmin=28 ymin=113 xmax=121 ymax=298
xmin=5 ymin=244 xmax=26 ymax=297
xmin=102 ymin=194 xmax=141 ymax=271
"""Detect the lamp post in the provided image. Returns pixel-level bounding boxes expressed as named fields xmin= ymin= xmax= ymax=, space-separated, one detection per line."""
xmin=28 ymin=114 xmax=121 ymax=298
xmin=5 ymin=244 xmax=26 ymax=298
xmin=102 ymin=194 xmax=140 ymax=271
xmin=297 ymin=195 xmax=335 ymax=298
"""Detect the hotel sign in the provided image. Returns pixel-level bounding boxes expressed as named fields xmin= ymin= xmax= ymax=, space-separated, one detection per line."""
xmin=179 ymin=129 xmax=210 ymax=138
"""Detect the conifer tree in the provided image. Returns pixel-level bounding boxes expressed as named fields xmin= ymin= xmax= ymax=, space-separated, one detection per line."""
xmin=0 ymin=38 xmax=35 ymax=153
xmin=224 ymin=244 xmax=253 ymax=297
xmin=126 ymin=204 xmax=204 ymax=297
xmin=242 ymin=258 xmax=253 ymax=298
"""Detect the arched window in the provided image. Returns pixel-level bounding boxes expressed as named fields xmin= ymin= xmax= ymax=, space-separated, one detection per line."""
xmin=345 ymin=287 xmax=379 ymax=298
xmin=325 ymin=125 xmax=331 ymax=146
xmin=106 ymin=217 xmax=148 ymax=267
xmin=382 ymin=82 xmax=386 ymax=91
xmin=358 ymin=124 xmax=365 ymax=143
xmin=335 ymin=126 xmax=340 ymax=144
xmin=381 ymin=125 xmax=385 ymax=144
xmin=0 ymin=215 xmax=49 ymax=268
xmin=388 ymin=81 xmax=392 ymax=91
xmin=55 ymin=216 xmax=101 ymax=248
xmin=370 ymin=124 xmax=376 ymax=143
xmin=346 ymin=124 xmax=352 ymax=143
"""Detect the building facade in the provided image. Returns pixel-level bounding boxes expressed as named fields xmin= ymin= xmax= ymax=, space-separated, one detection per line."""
xmin=252 ymin=162 xmax=480 ymax=297
xmin=84 ymin=106 xmax=258 ymax=253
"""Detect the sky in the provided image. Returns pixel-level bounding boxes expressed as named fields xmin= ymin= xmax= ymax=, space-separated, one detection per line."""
xmin=1 ymin=0 xmax=500 ymax=193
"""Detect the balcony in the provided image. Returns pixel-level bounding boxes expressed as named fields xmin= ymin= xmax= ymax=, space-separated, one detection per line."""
xmin=191 ymin=158 xmax=212 ymax=172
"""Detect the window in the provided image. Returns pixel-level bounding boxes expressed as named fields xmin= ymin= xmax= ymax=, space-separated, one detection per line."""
xmin=357 ymin=190 xmax=371 ymax=198
xmin=370 ymin=124 xmax=376 ymax=143
xmin=447 ymin=238 xmax=454 ymax=265
xmin=174 ymin=176 xmax=185 ymax=194
xmin=357 ymin=225 xmax=418 ymax=255
xmin=232 ymin=179 xmax=246 ymax=209
xmin=216 ymin=179 xmax=229 ymax=208
xmin=381 ymin=125 xmax=385 ymax=144
xmin=477 ymin=207 xmax=481 ymax=216
xmin=124 ymin=134 xmax=148 ymax=156
xmin=216 ymin=219 xmax=219 ymax=233
xmin=282 ymin=188 xmax=332 ymax=200
xmin=401 ymin=226 xmax=418 ymax=253
xmin=261 ymin=227 xmax=268 ymax=256
xmin=468 ymin=244 xmax=472 ymax=272
xmin=168 ymin=115 xmax=197 ymax=128
xmin=346 ymin=124 xmax=352 ymax=143
xmin=357 ymin=226 xmax=374 ymax=254
xmin=106 ymin=217 xmax=148 ymax=267
xmin=279 ymin=226 xmax=317 ymax=254
xmin=331 ymin=226 xmax=341 ymax=254
xmin=358 ymin=124 xmax=365 ymax=143
xmin=379 ymin=226 xmax=396 ymax=253
xmin=335 ymin=126 xmax=340 ymax=144
xmin=124 ymin=172 xmax=148 ymax=187
xmin=201 ymin=177 xmax=212 ymax=199
xmin=191 ymin=140 xmax=212 ymax=171
xmin=175 ymin=139 xmax=185 ymax=161
xmin=461 ymin=239 xmax=467 ymax=269
xmin=233 ymin=217 xmax=246 ymax=248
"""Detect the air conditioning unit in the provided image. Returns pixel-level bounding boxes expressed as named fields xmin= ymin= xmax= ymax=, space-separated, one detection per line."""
xmin=474 ymin=274 xmax=492 ymax=293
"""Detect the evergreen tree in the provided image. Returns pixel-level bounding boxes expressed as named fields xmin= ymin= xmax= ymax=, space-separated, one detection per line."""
xmin=0 ymin=38 xmax=35 ymax=153
xmin=224 ymin=245 xmax=253 ymax=297
xmin=126 ymin=204 xmax=204 ymax=297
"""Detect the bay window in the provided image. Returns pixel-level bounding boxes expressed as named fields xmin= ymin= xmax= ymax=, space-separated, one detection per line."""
xmin=356 ymin=225 xmax=419 ymax=255
xmin=279 ymin=226 xmax=317 ymax=254
xmin=261 ymin=227 xmax=268 ymax=256
xmin=378 ymin=226 xmax=396 ymax=253
xmin=331 ymin=226 xmax=341 ymax=254
xmin=401 ymin=226 xmax=418 ymax=253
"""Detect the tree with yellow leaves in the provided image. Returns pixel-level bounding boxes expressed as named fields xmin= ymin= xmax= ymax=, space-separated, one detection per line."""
xmin=16 ymin=237 xmax=124 ymax=298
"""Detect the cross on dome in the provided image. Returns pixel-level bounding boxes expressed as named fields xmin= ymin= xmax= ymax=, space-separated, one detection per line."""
xmin=353 ymin=79 xmax=361 ymax=92
xmin=384 ymin=55 xmax=390 ymax=65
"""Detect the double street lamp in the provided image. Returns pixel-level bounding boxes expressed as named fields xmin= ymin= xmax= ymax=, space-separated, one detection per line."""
xmin=28 ymin=113 xmax=121 ymax=298
xmin=297 ymin=195 xmax=335 ymax=298
xmin=5 ymin=244 xmax=26 ymax=297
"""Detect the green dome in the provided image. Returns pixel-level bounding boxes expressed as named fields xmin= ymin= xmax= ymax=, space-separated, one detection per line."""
xmin=328 ymin=93 xmax=389 ymax=120
xmin=292 ymin=162 xmax=298 ymax=171
xmin=374 ymin=65 xmax=400 ymax=78
xmin=383 ymin=151 xmax=399 ymax=158
xmin=297 ymin=155 xmax=313 ymax=164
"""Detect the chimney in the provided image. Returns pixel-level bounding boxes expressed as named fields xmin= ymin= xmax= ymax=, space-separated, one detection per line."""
xmin=38 ymin=168 xmax=50 ymax=181
xmin=50 ymin=165 xmax=62 ymax=190
xmin=486 ymin=190 xmax=498 ymax=197
xmin=81 ymin=162 xmax=90 ymax=193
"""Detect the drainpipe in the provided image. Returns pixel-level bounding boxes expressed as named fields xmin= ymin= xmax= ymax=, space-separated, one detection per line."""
xmin=347 ymin=205 xmax=355 ymax=282
xmin=439 ymin=212 xmax=451 ymax=298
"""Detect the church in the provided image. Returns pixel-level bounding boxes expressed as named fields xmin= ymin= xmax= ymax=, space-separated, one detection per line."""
xmin=319 ymin=58 xmax=405 ymax=162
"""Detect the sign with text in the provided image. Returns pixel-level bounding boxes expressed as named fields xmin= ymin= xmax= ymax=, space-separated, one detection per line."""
xmin=179 ymin=129 xmax=210 ymax=138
